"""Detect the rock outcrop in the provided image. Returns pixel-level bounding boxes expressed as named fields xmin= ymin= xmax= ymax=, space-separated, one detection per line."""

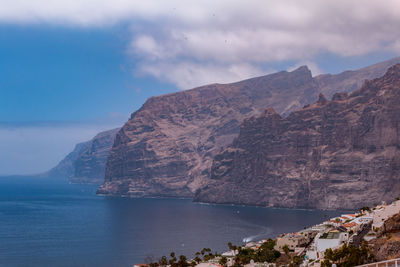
xmin=195 ymin=64 xmax=400 ymax=209
xmin=98 ymin=66 xmax=320 ymax=197
xmin=47 ymin=128 xmax=119 ymax=184
xmin=371 ymin=212 xmax=400 ymax=261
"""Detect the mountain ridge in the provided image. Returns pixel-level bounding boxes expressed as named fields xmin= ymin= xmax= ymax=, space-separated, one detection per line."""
xmin=98 ymin=57 xmax=400 ymax=201
xmin=194 ymin=64 xmax=400 ymax=209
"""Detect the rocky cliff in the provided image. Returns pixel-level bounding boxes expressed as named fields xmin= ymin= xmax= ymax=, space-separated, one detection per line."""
xmin=195 ymin=64 xmax=400 ymax=209
xmin=47 ymin=128 xmax=119 ymax=184
xmin=98 ymin=66 xmax=320 ymax=197
xmin=98 ymin=57 xmax=400 ymax=200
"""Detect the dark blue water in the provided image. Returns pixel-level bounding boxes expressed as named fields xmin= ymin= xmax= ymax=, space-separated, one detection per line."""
xmin=0 ymin=177 xmax=345 ymax=267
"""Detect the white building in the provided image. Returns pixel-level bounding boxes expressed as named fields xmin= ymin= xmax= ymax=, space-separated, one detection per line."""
xmin=355 ymin=216 xmax=373 ymax=224
xmin=305 ymin=231 xmax=348 ymax=261
xmin=305 ymin=243 xmax=318 ymax=261
xmin=372 ymin=200 xmax=400 ymax=229
xmin=244 ymin=260 xmax=276 ymax=267
xmin=221 ymin=250 xmax=237 ymax=257
xmin=315 ymin=231 xmax=348 ymax=253
xmin=196 ymin=263 xmax=223 ymax=267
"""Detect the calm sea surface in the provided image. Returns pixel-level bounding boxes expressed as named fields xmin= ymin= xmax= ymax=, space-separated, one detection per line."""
xmin=0 ymin=176 xmax=346 ymax=267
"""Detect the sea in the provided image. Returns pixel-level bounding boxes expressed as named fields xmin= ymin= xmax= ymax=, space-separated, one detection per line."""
xmin=0 ymin=176 xmax=346 ymax=267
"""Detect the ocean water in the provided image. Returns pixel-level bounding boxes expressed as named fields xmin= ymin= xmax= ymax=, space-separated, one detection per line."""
xmin=0 ymin=177 xmax=346 ymax=267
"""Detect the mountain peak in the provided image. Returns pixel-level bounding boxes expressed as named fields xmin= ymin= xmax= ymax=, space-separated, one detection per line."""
xmin=291 ymin=65 xmax=311 ymax=75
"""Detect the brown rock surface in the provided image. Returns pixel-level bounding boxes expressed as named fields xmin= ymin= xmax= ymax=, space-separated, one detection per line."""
xmin=371 ymin=212 xmax=400 ymax=261
xmin=98 ymin=58 xmax=400 ymax=201
xmin=195 ymin=64 xmax=400 ymax=209
xmin=98 ymin=66 xmax=320 ymax=197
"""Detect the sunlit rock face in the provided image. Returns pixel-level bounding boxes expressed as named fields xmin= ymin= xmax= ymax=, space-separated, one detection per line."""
xmin=195 ymin=64 xmax=400 ymax=209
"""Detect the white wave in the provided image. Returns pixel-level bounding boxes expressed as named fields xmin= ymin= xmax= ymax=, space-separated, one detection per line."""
xmin=242 ymin=228 xmax=272 ymax=243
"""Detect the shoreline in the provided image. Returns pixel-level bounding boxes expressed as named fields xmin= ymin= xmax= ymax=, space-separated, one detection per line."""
xmin=97 ymin=193 xmax=354 ymax=212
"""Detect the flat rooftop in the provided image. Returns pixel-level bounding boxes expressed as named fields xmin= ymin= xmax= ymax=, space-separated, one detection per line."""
xmin=320 ymin=232 xmax=340 ymax=239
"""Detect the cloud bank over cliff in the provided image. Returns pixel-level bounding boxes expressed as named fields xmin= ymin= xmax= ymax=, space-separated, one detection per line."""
xmin=1 ymin=0 xmax=399 ymax=88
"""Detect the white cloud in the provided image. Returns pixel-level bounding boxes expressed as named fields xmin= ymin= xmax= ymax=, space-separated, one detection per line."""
xmin=1 ymin=0 xmax=400 ymax=88
xmin=139 ymin=61 xmax=266 ymax=89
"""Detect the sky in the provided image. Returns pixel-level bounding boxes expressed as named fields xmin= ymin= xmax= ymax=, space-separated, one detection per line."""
xmin=0 ymin=0 xmax=400 ymax=175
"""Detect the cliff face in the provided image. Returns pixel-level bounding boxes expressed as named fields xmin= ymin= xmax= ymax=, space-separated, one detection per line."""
xmin=98 ymin=58 xmax=400 ymax=200
xmin=98 ymin=67 xmax=320 ymax=197
xmin=47 ymin=128 xmax=119 ymax=184
xmin=195 ymin=64 xmax=400 ymax=209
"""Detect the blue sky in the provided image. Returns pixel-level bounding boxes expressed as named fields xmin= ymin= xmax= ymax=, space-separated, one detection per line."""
xmin=0 ymin=24 xmax=177 ymax=124
xmin=0 ymin=0 xmax=399 ymax=175
xmin=0 ymin=24 xmax=178 ymax=175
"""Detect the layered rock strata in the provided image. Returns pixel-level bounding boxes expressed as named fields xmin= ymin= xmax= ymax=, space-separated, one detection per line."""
xmin=98 ymin=66 xmax=320 ymax=196
xmin=195 ymin=64 xmax=400 ymax=209
xmin=98 ymin=58 xmax=400 ymax=202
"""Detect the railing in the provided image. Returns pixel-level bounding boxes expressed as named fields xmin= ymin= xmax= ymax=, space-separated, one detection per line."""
xmin=356 ymin=258 xmax=400 ymax=267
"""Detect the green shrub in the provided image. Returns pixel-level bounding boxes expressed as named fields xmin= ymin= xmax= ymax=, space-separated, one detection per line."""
xmin=322 ymin=244 xmax=375 ymax=267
